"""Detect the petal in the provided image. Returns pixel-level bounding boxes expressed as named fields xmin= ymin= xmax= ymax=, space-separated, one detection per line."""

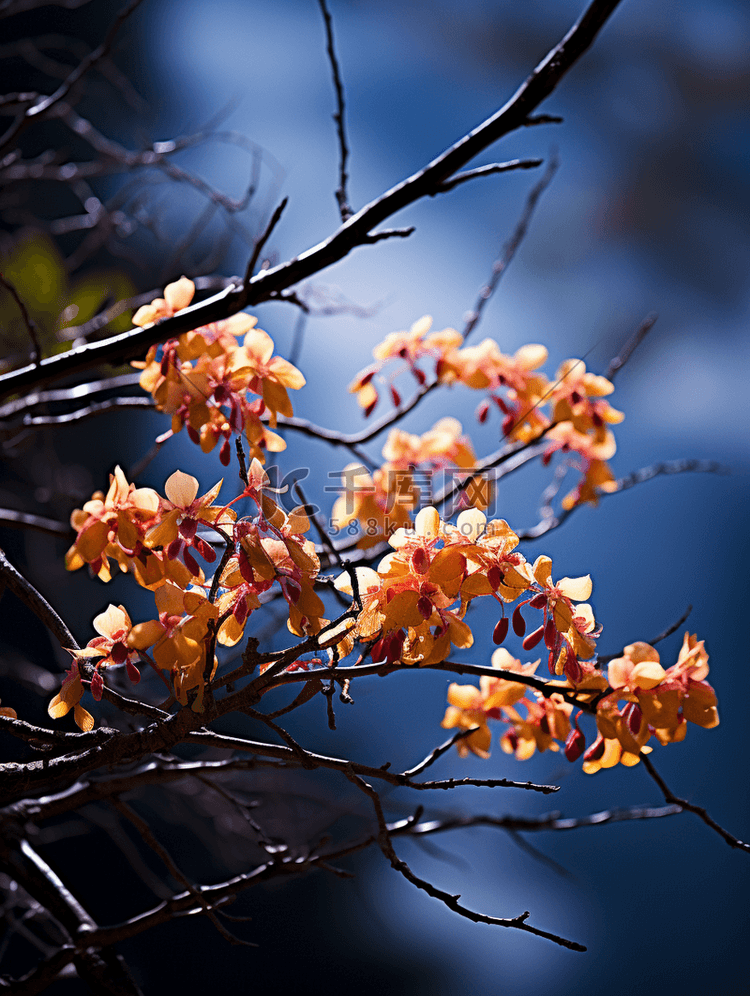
xmin=165 ymin=470 xmax=199 ymax=508
xmin=334 ymin=567 xmax=381 ymax=597
xmin=558 ymin=575 xmax=592 ymax=601
xmin=74 ymin=704 xmax=95 ymax=732
xmin=244 ymin=328 xmax=275 ymax=364
xmin=631 ymin=661 xmax=667 ymax=689
xmin=513 ymin=343 xmax=548 ymax=370
xmin=414 ymin=506 xmax=440 ymax=540
xmin=127 ymin=619 xmax=166 ymax=649
xmin=164 ymin=276 xmax=195 ymax=312
xmin=532 ymin=555 xmax=553 ymax=587
xmin=455 ymin=508 xmax=486 ymax=543
xmin=93 ymin=604 xmax=130 ymax=639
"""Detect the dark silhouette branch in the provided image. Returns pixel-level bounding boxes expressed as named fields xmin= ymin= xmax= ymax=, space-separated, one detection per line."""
xmin=0 ymin=0 xmax=624 ymax=400
xmin=317 ymin=0 xmax=352 ymax=220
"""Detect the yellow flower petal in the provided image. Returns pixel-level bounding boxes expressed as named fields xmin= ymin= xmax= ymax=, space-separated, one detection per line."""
xmin=165 ymin=470 xmax=199 ymax=508
xmin=558 ymin=575 xmax=592 ymax=601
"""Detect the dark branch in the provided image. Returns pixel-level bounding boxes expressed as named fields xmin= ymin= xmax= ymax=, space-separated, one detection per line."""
xmin=0 ymin=273 xmax=42 ymax=364
xmin=0 ymin=0 xmax=624 ymax=399
xmin=435 ymin=157 xmax=543 ymax=193
xmin=461 ymin=154 xmax=558 ymax=342
xmin=317 ymin=0 xmax=352 ymax=220
xmin=640 ymin=755 xmax=750 ymax=853
xmin=607 ymin=312 xmax=658 ymax=381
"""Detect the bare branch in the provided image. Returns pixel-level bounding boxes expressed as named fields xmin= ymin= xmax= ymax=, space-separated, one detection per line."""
xmin=461 ymin=153 xmax=559 ymax=342
xmin=640 ymin=755 xmax=750 ymax=853
xmin=243 ymin=197 xmax=289 ymax=286
xmin=435 ymin=157 xmax=543 ymax=193
xmin=389 ymin=803 xmax=682 ymax=838
xmin=0 ymin=509 xmax=70 ymax=536
xmin=0 ymin=0 xmax=624 ymax=400
xmin=0 ymin=0 xmax=147 ymax=153
xmin=607 ymin=312 xmax=658 ymax=381
xmin=0 ymin=273 xmax=42 ymax=364
xmin=598 ymin=605 xmax=693 ymax=665
xmin=0 ymin=549 xmax=78 ymax=651
xmin=344 ymin=765 xmax=585 ymax=951
xmin=317 ymin=0 xmax=352 ymax=220
xmin=518 ymin=458 xmax=728 ymax=541
xmin=362 ymin=226 xmax=415 ymax=244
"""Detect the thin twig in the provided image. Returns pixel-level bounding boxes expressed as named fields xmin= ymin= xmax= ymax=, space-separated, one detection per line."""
xmin=0 ymin=509 xmax=70 ymax=536
xmin=243 ymin=197 xmax=288 ymax=286
xmin=606 ymin=312 xmax=657 ymax=381
xmin=0 ymin=548 xmax=78 ymax=651
xmin=317 ymin=0 xmax=352 ymax=220
xmin=462 ymin=153 xmax=558 ymax=342
xmin=0 ymin=0 xmax=147 ymax=152
xmin=389 ymin=803 xmax=682 ymax=838
xmin=598 ymin=605 xmax=693 ymax=665
xmin=436 ymin=158 xmax=543 ymax=193
xmin=640 ymin=755 xmax=750 ymax=853
xmin=345 ymin=765 xmax=585 ymax=951
xmin=518 ymin=458 xmax=728 ymax=541
xmin=0 ymin=0 xmax=624 ymax=400
xmin=0 ymin=273 xmax=42 ymax=364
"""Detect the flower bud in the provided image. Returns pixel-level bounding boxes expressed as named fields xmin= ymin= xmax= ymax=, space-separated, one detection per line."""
xmin=583 ymin=736 xmax=605 ymax=763
xmin=91 ymin=669 xmax=104 ymax=702
xmin=411 ymin=547 xmax=429 ymax=575
xmin=512 ymin=605 xmax=526 ymax=637
xmin=564 ymin=725 xmax=586 ymax=762
xmin=492 ymin=617 xmax=509 ymax=645
xmin=487 ymin=565 xmax=502 ymax=590
xmin=623 ymin=701 xmax=643 ymax=735
xmin=523 ymin=625 xmax=544 ymax=651
xmin=110 ymin=642 xmax=128 ymax=666
xmin=125 ymin=660 xmax=141 ymax=684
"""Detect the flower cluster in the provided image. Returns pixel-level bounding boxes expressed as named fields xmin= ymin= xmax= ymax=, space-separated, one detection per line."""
xmin=331 ymin=417 xmax=487 ymax=547
xmin=349 ymin=318 xmax=624 ymax=509
xmin=441 ymin=631 xmax=718 ymax=773
xmin=132 ymin=277 xmax=305 ymax=464
xmin=336 ymin=505 xmax=599 ymax=678
xmin=55 ymin=459 xmax=325 ymax=727
xmin=348 ymin=316 xmax=463 ymax=415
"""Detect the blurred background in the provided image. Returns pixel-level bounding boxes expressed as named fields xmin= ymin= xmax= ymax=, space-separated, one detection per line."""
xmin=0 ymin=0 xmax=748 ymax=993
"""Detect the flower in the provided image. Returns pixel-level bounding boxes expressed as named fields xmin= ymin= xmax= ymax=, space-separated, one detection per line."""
xmin=606 ymin=633 xmax=718 ymax=746
xmin=48 ymin=663 xmax=94 ymax=732
xmin=348 ymin=316 xmax=463 ymax=414
xmin=133 ymin=278 xmax=304 ymax=463
xmin=66 ymin=466 xmax=160 ymax=580
xmin=145 ymin=471 xmax=235 ymax=576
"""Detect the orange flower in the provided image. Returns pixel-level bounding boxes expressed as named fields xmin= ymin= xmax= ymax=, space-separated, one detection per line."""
xmin=48 ymin=663 xmax=94 ymax=732
xmin=606 ymin=633 xmax=718 ymax=746
xmin=66 ymin=466 xmax=160 ymax=580
xmin=349 ymin=316 xmax=463 ymax=414
xmin=506 ymin=555 xmax=599 ymax=683
xmin=145 ymin=471 xmax=235 ymax=577
xmin=132 ymin=275 xmax=195 ymax=327
xmin=133 ymin=278 xmax=304 ymax=464
xmin=549 ymin=359 xmax=623 ymax=434
xmin=500 ymin=693 xmax=573 ymax=761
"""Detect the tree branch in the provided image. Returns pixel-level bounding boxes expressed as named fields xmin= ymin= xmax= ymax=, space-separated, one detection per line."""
xmin=0 ymin=0 xmax=624 ymax=400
